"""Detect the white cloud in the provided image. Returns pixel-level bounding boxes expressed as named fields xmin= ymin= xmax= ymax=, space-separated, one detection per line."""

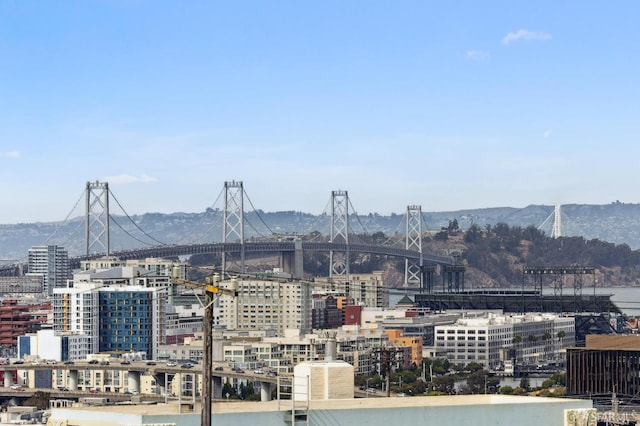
xmin=466 ymin=50 xmax=490 ymax=60
xmin=502 ymin=29 xmax=552 ymax=45
xmin=0 ymin=151 xmax=21 ymax=158
xmin=103 ymin=174 xmax=158 ymax=184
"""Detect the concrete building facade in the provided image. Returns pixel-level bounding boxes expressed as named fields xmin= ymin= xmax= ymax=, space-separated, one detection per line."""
xmin=27 ymin=244 xmax=70 ymax=296
xmin=435 ymin=312 xmax=575 ymax=369
xmin=218 ymin=276 xmax=312 ymax=334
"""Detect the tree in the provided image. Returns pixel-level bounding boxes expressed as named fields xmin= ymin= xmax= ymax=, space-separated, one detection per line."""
xmin=499 ymin=385 xmax=514 ymax=395
xmin=466 ymin=370 xmax=487 ymax=394
xmin=24 ymin=391 xmax=50 ymax=410
xmin=465 ymin=362 xmax=484 ymax=373
xmin=222 ymin=382 xmax=237 ymax=399
xmin=434 ymin=230 xmax=449 ymax=241
xmin=519 ymin=374 xmax=530 ymax=391
xmin=463 ymin=223 xmax=482 ymax=243
xmin=430 ymin=358 xmax=451 ymax=375
xmin=432 ymin=375 xmax=456 ymax=394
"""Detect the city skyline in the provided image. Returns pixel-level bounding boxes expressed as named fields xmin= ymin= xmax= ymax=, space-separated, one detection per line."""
xmin=1 ymin=2 xmax=640 ymax=224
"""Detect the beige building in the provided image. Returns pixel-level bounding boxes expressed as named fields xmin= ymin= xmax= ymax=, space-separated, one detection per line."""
xmin=217 ymin=276 xmax=312 ymax=333
xmin=315 ymin=271 xmax=388 ymax=308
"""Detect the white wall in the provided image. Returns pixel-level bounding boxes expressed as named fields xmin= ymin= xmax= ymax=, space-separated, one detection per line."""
xmin=37 ymin=330 xmax=62 ymax=360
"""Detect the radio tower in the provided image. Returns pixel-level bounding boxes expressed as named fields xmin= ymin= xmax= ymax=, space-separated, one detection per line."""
xmin=405 ymin=205 xmax=423 ymax=288
xmin=85 ymin=181 xmax=110 ymax=256
xmin=329 ymin=190 xmax=349 ymax=277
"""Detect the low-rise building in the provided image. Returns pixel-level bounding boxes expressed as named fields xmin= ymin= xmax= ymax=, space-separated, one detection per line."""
xmin=435 ymin=312 xmax=575 ymax=369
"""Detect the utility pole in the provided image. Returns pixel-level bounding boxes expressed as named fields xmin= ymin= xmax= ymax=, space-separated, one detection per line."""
xmin=202 ymin=285 xmax=213 ymax=425
xmin=172 ymin=268 xmax=237 ymax=426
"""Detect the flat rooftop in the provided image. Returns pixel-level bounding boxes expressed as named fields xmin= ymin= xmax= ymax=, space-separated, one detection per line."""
xmin=65 ymin=394 xmax=589 ymax=415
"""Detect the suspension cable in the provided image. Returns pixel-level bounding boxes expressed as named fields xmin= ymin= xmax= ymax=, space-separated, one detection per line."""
xmin=43 ymin=188 xmax=86 ymax=244
xmin=243 ymin=190 xmax=275 ymax=236
xmin=173 ymin=186 xmax=226 ymax=244
xmin=108 ymin=189 xmax=167 ymax=246
xmin=110 ymin=215 xmax=158 ymax=246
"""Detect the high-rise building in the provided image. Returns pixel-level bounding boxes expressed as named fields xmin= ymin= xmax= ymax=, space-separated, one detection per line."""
xmin=52 ymin=282 xmax=101 ymax=354
xmin=218 ymin=276 xmax=312 ymax=334
xmin=28 ymin=245 xmax=70 ymax=296
xmin=53 ymin=265 xmax=168 ymax=359
xmin=98 ymin=286 xmax=165 ymax=359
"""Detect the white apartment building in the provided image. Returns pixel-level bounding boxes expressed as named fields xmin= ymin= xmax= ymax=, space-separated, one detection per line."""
xmin=52 ymin=282 xmax=101 ymax=354
xmin=52 ymin=266 xmax=169 ymax=358
xmin=434 ymin=312 xmax=575 ymax=369
xmin=28 ymin=245 xmax=70 ymax=296
xmin=217 ymin=276 xmax=312 ymax=334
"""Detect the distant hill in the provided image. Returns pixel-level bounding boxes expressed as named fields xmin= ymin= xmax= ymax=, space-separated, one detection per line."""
xmin=2 ymin=201 xmax=640 ymax=261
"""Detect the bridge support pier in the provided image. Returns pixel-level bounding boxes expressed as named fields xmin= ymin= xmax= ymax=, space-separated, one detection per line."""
xmin=213 ymin=376 xmax=223 ymax=399
xmin=127 ymin=371 xmax=141 ymax=393
xmin=280 ymin=240 xmax=304 ymax=279
xmin=68 ymin=370 xmax=78 ymax=390
xmin=260 ymin=381 xmax=272 ymax=401
xmin=3 ymin=370 xmax=16 ymax=387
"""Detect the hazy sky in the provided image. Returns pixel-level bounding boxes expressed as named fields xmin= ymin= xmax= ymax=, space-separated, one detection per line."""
xmin=1 ymin=1 xmax=639 ymax=224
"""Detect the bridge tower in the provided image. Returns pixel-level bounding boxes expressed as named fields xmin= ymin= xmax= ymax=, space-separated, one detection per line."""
xmin=552 ymin=204 xmax=562 ymax=238
xmin=329 ymin=190 xmax=349 ymax=277
xmin=404 ymin=205 xmax=423 ymax=288
xmin=85 ymin=181 xmax=110 ymax=256
xmin=222 ymin=180 xmax=245 ymax=275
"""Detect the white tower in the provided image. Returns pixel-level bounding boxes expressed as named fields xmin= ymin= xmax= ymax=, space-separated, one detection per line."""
xmin=552 ymin=204 xmax=562 ymax=238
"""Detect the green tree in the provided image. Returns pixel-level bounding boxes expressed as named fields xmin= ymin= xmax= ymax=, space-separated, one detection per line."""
xmin=465 ymin=362 xmax=484 ymax=373
xmin=466 ymin=370 xmax=487 ymax=394
xmin=24 ymin=391 xmax=50 ymax=410
xmin=432 ymin=375 xmax=456 ymax=394
xmin=222 ymin=382 xmax=237 ymax=399
xmin=431 ymin=358 xmax=451 ymax=375
xmin=499 ymin=385 xmax=514 ymax=395
xmin=519 ymin=374 xmax=530 ymax=391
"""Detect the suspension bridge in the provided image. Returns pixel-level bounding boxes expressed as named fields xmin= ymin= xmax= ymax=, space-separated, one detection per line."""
xmin=0 ymin=180 xmax=463 ymax=289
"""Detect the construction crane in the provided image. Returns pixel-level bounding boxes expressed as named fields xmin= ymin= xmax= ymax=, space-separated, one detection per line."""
xmin=172 ymin=267 xmax=237 ymax=426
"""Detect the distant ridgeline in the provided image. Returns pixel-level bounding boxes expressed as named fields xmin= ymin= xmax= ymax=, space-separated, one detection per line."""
xmin=1 ymin=202 xmax=640 ymax=259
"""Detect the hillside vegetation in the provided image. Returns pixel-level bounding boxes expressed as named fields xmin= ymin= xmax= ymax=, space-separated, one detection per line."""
xmin=298 ymin=222 xmax=640 ymax=289
xmin=452 ymin=222 xmax=640 ymax=288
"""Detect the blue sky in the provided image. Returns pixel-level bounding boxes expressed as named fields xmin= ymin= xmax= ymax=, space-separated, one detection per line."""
xmin=1 ymin=1 xmax=639 ymax=224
